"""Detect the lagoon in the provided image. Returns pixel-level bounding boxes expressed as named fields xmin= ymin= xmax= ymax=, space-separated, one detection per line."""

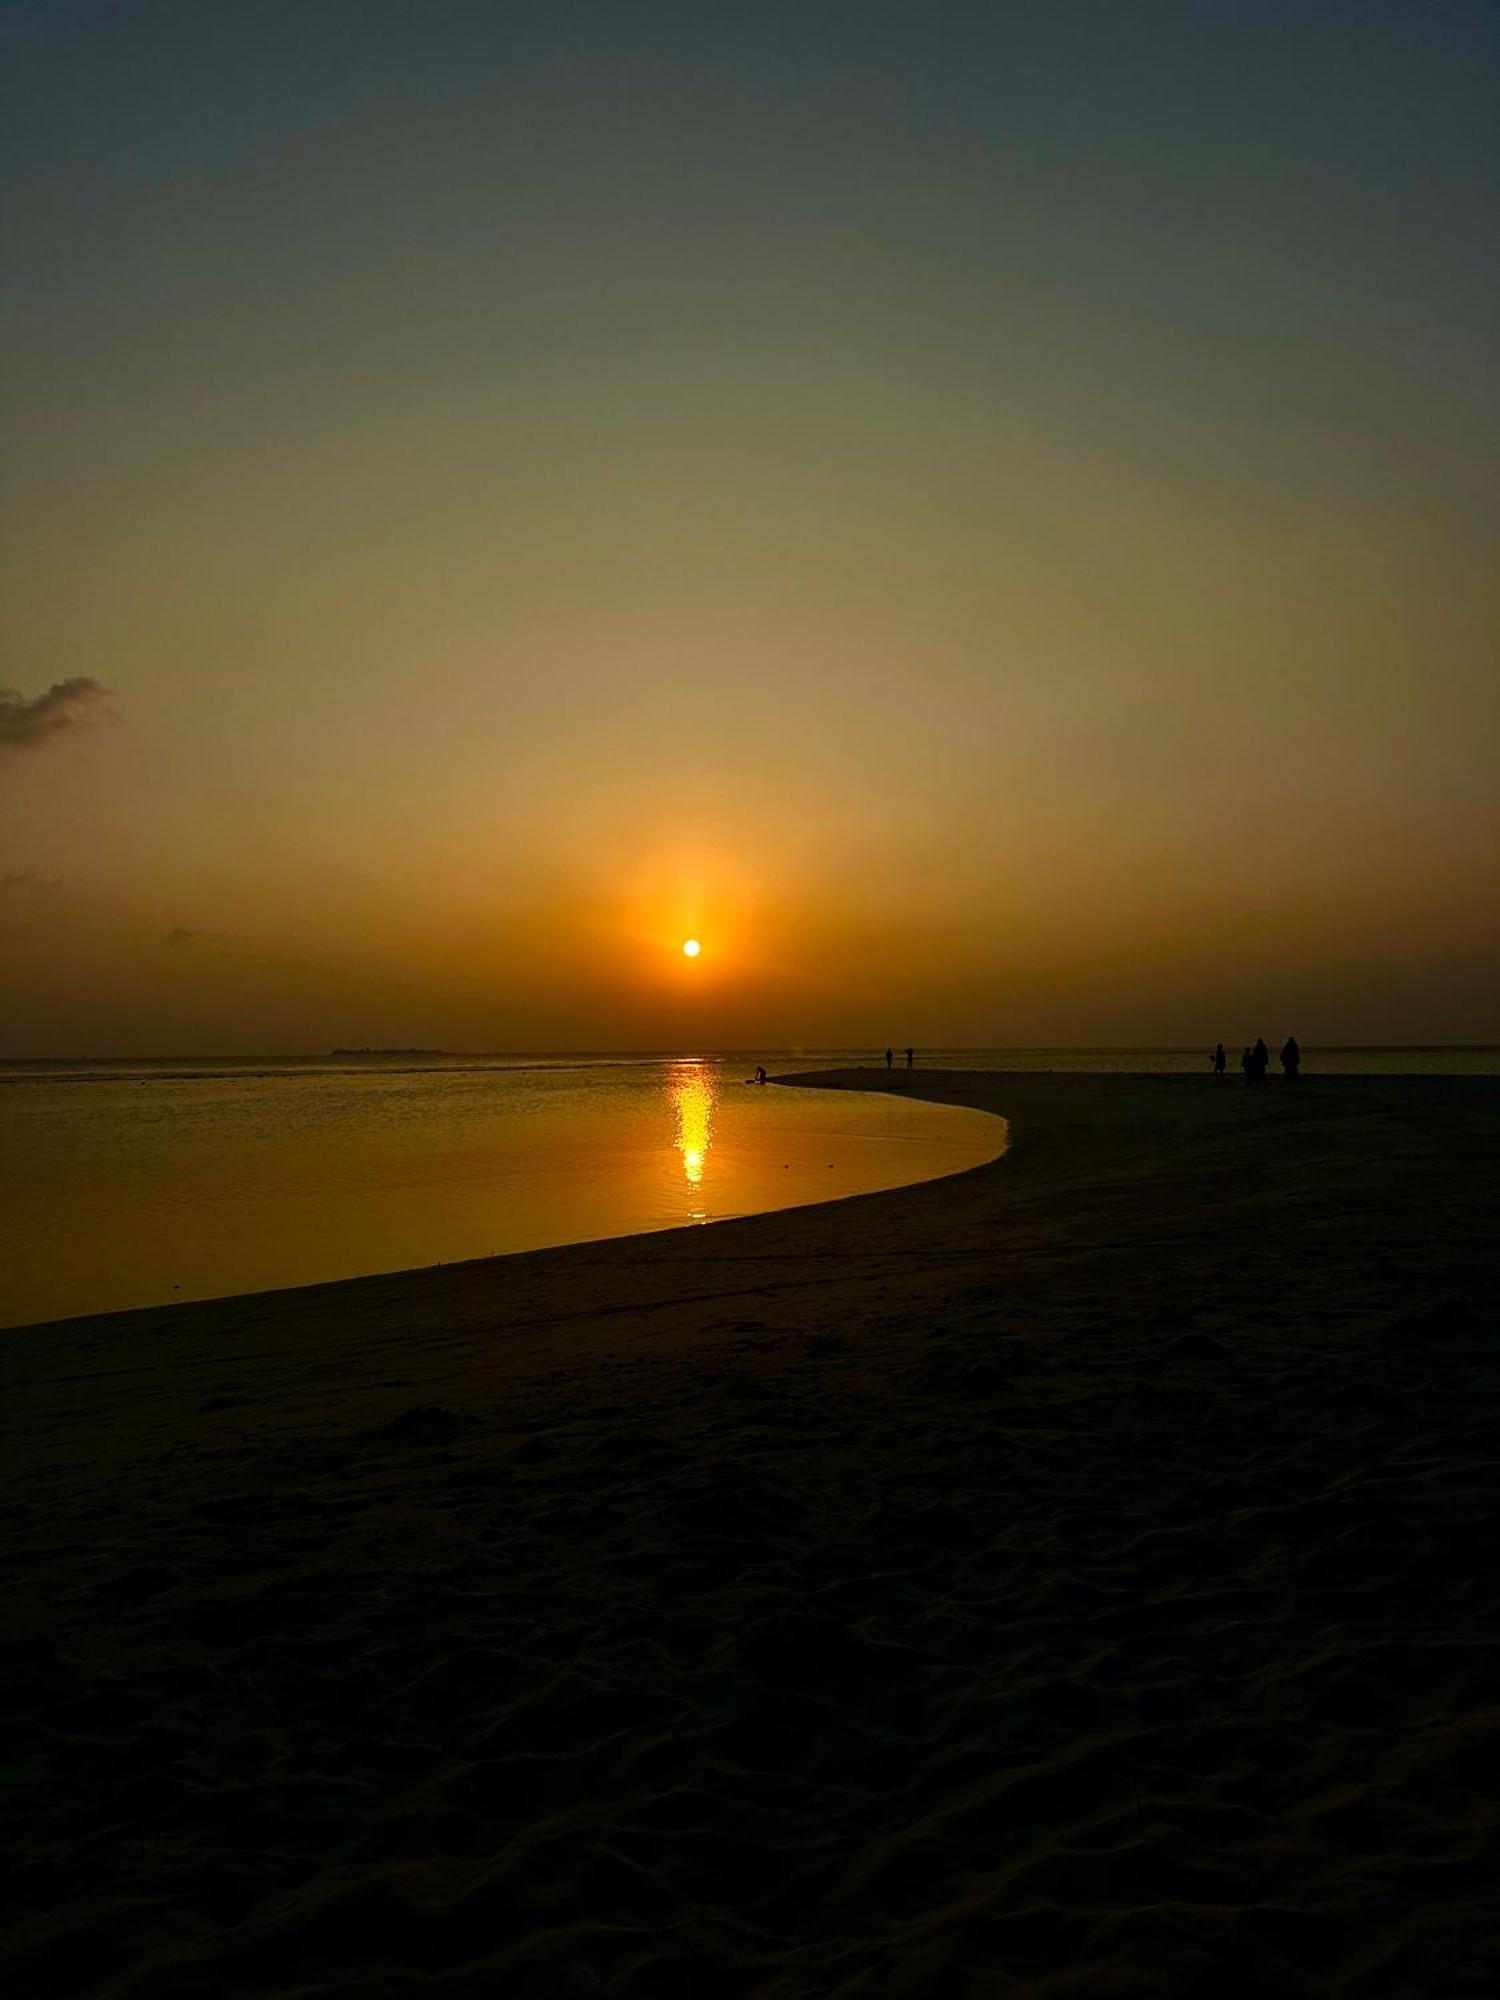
xmin=0 ymin=1054 xmax=1003 ymax=1327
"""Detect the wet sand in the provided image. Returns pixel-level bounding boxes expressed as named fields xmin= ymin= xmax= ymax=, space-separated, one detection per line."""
xmin=2 ymin=1070 xmax=1497 ymax=1995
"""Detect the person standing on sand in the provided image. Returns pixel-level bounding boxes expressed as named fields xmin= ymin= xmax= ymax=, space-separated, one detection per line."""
xmin=905 ymin=1046 xmax=915 ymax=1070
xmin=1241 ymin=1045 xmax=1252 ymax=1084
xmin=1213 ymin=1042 xmax=1227 ymax=1081
xmin=885 ymin=1047 xmax=893 ymax=1072
xmin=1251 ymin=1037 xmax=1270 ymax=1084
xmin=1280 ymin=1035 xmax=1301 ymax=1081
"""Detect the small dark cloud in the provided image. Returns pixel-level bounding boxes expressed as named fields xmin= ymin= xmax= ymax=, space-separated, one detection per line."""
xmin=0 ymin=677 xmax=113 ymax=756
xmin=2 ymin=868 xmax=62 ymax=892
xmin=161 ymin=924 xmax=232 ymax=949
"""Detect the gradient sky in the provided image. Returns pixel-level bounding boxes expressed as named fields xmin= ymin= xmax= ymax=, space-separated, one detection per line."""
xmin=2 ymin=0 xmax=1497 ymax=1053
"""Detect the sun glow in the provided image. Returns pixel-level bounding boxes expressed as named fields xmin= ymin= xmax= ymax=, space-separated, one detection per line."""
xmin=682 ymin=938 xmax=701 ymax=958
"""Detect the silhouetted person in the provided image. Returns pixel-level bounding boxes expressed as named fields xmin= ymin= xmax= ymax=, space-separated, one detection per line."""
xmin=1251 ymin=1037 xmax=1270 ymax=1085
xmin=885 ymin=1046 xmax=893 ymax=1071
xmin=1212 ymin=1042 xmax=1227 ymax=1081
xmin=1280 ymin=1036 xmax=1300 ymax=1081
xmin=905 ymin=1046 xmax=915 ymax=1070
xmin=754 ymin=1065 xmax=768 ymax=1085
xmin=1240 ymin=1045 xmax=1252 ymax=1084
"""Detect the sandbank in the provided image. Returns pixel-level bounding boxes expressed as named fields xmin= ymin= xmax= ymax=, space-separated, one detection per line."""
xmin=2 ymin=1070 xmax=1497 ymax=1995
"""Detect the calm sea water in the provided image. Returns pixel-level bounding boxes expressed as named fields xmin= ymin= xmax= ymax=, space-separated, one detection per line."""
xmin=0 ymin=1053 xmax=1007 ymax=1329
xmin=3 ymin=1046 xmax=1491 ymax=1329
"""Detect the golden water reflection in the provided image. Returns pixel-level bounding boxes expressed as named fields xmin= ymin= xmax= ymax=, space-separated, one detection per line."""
xmin=0 ymin=1059 xmax=1007 ymax=1326
xmin=669 ymin=1062 xmax=717 ymax=1188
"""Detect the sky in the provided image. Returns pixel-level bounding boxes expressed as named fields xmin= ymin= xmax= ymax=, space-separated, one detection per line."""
xmin=2 ymin=0 xmax=1497 ymax=1053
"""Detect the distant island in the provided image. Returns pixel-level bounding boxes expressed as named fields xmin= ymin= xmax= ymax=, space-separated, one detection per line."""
xmin=330 ymin=1047 xmax=444 ymax=1057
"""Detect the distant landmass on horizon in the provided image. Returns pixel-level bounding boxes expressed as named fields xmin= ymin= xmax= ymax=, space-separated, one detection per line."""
xmin=329 ymin=1047 xmax=445 ymax=1057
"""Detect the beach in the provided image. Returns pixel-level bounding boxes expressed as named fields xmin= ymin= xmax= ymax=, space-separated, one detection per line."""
xmin=2 ymin=1068 xmax=1497 ymax=1995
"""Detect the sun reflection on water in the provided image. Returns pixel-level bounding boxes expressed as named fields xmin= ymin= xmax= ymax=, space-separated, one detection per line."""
xmin=669 ymin=1062 xmax=717 ymax=1191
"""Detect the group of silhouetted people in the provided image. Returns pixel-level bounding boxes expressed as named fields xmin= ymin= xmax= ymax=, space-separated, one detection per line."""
xmin=884 ymin=1046 xmax=915 ymax=1074
xmin=1213 ymin=1037 xmax=1300 ymax=1085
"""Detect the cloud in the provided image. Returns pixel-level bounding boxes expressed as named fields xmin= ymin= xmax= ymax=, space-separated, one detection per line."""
xmin=1 ymin=868 xmax=62 ymax=892
xmin=0 ymin=677 xmax=113 ymax=755
xmin=162 ymin=925 xmax=233 ymax=949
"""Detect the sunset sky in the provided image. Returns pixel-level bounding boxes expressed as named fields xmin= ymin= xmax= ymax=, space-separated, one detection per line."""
xmin=3 ymin=1 xmax=1497 ymax=1053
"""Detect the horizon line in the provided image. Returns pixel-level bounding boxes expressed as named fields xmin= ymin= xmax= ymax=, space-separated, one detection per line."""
xmin=3 ymin=1042 xmax=1498 ymax=1065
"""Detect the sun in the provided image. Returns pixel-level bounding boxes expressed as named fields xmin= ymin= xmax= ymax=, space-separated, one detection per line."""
xmin=681 ymin=938 xmax=701 ymax=959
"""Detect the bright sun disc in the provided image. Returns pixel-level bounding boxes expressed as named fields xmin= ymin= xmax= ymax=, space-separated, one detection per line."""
xmin=682 ymin=938 xmax=701 ymax=958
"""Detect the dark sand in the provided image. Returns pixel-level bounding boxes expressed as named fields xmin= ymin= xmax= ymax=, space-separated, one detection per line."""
xmin=2 ymin=1071 xmax=1497 ymax=1996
